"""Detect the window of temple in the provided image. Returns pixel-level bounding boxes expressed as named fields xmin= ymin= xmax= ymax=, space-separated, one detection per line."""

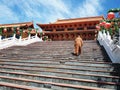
xmin=48 ymin=26 xmax=50 ymax=28
xmin=89 ymin=24 xmax=92 ymax=26
xmin=70 ymin=25 xmax=72 ymax=27
xmin=88 ymin=33 xmax=92 ymax=40
xmin=65 ymin=25 xmax=68 ymax=28
xmin=57 ymin=26 xmax=60 ymax=28
xmin=45 ymin=26 xmax=48 ymax=29
xmin=67 ymin=28 xmax=74 ymax=31
xmin=74 ymin=24 xmax=77 ymax=27
xmin=94 ymin=23 xmax=96 ymax=25
xmin=82 ymin=33 xmax=86 ymax=37
xmin=77 ymin=27 xmax=84 ymax=30
xmin=71 ymin=34 xmax=74 ymax=38
xmin=84 ymin=24 xmax=87 ymax=26
xmin=45 ymin=29 xmax=52 ymax=31
xmin=66 ymin=34 xmax=69 ymax=38
xmin=77 ymin=33 xmax=80 ymax=35
xmin=52 ymin=34 xmax=54 ymax=38
xmin=56 ymin=28 xmax=64 ymax=31
xmin=53 ymin=26 xmax=56 ymax=28
xmin=87 ymin=26 xmax=96 ymax=29
xmin=60 ymin=34 xmax=63 ymax=37
xmin=61 ymin=25 xmax=64 ymax=28
xmin=88 ymin=33 xmax=92 ymax=37
xmin=49 ymin=26 xmax=52 ymax=28
xmin=79 ymin=24 xmax=82 ymax=26
xmin=43 ymin=26 xmax=46 ymax=29
xmin=55 ymin=34 xmax=59 ymax=38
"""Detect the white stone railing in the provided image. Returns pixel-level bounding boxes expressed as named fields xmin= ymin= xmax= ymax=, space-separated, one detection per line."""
xmin=0 ymin=34 xmax=42 ymax=49
xmin=97 ymin=30 xmax=120 ymax=63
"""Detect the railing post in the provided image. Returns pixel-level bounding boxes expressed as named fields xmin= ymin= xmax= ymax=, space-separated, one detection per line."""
xmin=28 ymin=34 xmax=31 ymax=40
xmin=103 ymin=30 xmax=106 ymax=39
xmin=19 ymin=36 xmax=22 ymax=42
xmin=13 ymin=34 xmax=16 ymax=41
xmin=107 ymin=31 xmax=111 ymax=40
xmin=35 ymin=33 xmax=37 ymax=38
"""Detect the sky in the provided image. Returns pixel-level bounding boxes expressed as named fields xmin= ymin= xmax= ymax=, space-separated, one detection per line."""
xmin=0 ymin=0 xmax=119 ymax=29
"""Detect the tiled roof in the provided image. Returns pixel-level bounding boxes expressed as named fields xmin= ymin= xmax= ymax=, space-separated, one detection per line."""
xmin=0 ymin=22 xmax=33 ymax=28
xmin=37 ymin=16 xmax=104 ymax=27
xmin=54 ymin=16 xmax=104 ymax=24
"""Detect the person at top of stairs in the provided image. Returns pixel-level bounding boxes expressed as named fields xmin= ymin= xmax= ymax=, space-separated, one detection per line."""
xmin=73 ymin=34 xmax=83 ymax=56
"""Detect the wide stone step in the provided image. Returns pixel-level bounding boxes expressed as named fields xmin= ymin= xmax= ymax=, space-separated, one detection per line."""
xmin=0 ymin=66 xmax=116 ymax=75
xmin=0 ymin=82 xmax=51 ymax=90
xmin=0 ymin=70 xmax=119 ymax=83
xmin=0 ymin=56 xmax=107 ymax=63
xmin=0 ymin=55 xmax=107 ymax=62
xmin=0 ymin=51 xmax=104 ymax=58
xmin=0 ymin=75 xmax=115 ymax=90
xmin=0 ymin=61 xmax=113 ymax=71
xmin=0 ymin=59 xmax=112 ymax=68
xmin=0 ymin=58 xmax=112 ymax=67
xmin=0 ymin=64 xmax=113 ymax=75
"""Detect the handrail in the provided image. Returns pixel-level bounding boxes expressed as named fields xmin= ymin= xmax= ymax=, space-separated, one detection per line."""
xmin=0 ymin=34 xmax=42 ymax=49
xmin=97 ymin=30 xmax=120 ymax=63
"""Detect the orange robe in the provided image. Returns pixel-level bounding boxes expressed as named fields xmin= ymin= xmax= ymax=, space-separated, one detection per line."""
xmin=74 ymin=36 xmax=83 ymax=55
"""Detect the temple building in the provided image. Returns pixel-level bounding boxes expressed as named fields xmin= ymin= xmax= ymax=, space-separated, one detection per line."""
xmin=37 ymin=16 xmax=104 ymax=40
xmin=0 ymin=22 xmax=36 ymax=39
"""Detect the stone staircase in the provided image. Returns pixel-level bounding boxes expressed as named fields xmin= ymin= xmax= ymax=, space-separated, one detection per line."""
xmin=0 ymin=40 xmax=119 ymax=90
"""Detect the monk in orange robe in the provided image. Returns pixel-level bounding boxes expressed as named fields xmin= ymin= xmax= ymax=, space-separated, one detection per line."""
xmin=73 ymin=35 xmax=83 ymax=56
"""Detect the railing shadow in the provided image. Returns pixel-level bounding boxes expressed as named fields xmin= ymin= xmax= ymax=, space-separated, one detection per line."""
xmin=111 ymin=63 xmax=120 ymax=90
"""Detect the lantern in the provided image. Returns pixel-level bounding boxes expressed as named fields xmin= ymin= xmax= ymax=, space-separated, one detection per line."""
xmin=104 ymin=23 xmax=111 ymax=29
xmin=99 ymin=23 xmax=103 ymax=26
xmin=17 ymin=31 xmax=20 ymax=35
xmin=101 ymin=21 xmax=106 ymax=26
xmin=107 ymin=12 xmax=115 ymax=20
xmin=16 ymin=27 xmax=19 ymax=31
xmin=3 ymin=28 xmax=7 ymax=33
xmin=96 ymin=25 xmax=100 ymax=30
xmin=99 ymin=21 xmax=106 ymax=27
